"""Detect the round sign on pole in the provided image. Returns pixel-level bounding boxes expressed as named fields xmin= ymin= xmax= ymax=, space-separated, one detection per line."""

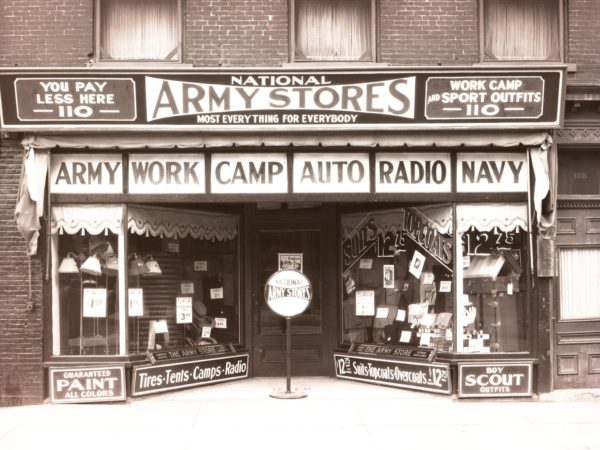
xmin=264 ymin=269 xmax=312 ymax=318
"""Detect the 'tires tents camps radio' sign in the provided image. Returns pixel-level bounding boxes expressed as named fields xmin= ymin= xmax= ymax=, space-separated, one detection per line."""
xmin=0 ymin=68 xmax=564 ymax=131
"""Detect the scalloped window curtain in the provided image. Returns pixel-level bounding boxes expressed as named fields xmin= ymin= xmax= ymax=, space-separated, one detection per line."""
xmin=484 ymin=0 xmax=560 ymax=60
xmin=100 ymin=0 xmax=179 ymax=61
xmin=295 ymin=0 xmax=372 ymax=61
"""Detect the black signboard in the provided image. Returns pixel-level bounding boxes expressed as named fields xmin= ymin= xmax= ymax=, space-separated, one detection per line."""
xmin=334 ymin=353 xmax=451 ymax=394
xmin=131 ymin=353 xmax=249 ymax=396
xmin=147 ymin=343 xmax=235 ymax=364
xmin=49 ymin=365 xmax=127 ymax=404
xmin=0 ymin=67 xmax=564 ymax=131
xmin=349 ymin=343 xmax=436 ymax=361
xmin=458 ymin=362 xmax=533 ymax=398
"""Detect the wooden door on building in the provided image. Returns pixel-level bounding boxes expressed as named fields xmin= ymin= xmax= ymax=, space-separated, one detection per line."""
xmin=554 ymin=207 xmax=600 ymax=388
xmin=245 ymin=205 xmax=337 ymax=376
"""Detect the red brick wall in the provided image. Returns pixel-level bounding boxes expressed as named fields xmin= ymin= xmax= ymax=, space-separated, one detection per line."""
xmin=0 ymin=138 xmax=44 ymax=406
xmin=567 ymin=0 xmax=600 ymax=83
xmin=379 ymin=0 xmax=479 ymax=65
xmin=0 ymin=1 xmax=93 ymax=67
xmin=184 ymin=0 xmax=289 ymax=66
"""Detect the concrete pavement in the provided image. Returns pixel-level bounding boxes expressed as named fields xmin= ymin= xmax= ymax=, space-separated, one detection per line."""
xmin=1 ymin=377 xmax=599 ymax=450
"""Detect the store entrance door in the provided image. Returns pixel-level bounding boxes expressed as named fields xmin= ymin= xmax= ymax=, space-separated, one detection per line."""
xmin=554 ymin=207 xmax=600 ymax=388
xmin=247 ymin=205 xmax=337 ymax=376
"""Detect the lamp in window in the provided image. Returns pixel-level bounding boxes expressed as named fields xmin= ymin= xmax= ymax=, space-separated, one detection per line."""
xmin=103 ymin=255 xmax=119 ymax=276
xmin=143 ymin=255 xmax=162 ymax=276
xmin=129 ymin=254 xmax=149 ymax=276
xmin=58 ymin=253 xmax=80 ymax=274
xmin=80 ymin=254 xmax=102 ymax=276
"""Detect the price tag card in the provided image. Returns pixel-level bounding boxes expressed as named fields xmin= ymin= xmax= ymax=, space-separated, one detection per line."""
xmin=168 ymin=242 xmax=180 ymax=253
xmin=215 ymin=318 xmax=227 ymax=329
xmin=399 ymin=330 xmax=412 ymax=343
xmin=154 ymin=320 xmax=169 ymax=333
xmin=210 ymin=287 xmax=224 ymax=300
xmin=396 ymin=309 xmax=407 ymax=322
xmin=194 ymin=261 xmax=208 ymax=272
xmin=180 ymin=282 xmax=194 ymax=294
xmin=420 ymin=332 xmax=431 ymax=347
xmin=359 ymin=259 xmax=373 ymax=270
xmin=423 ymin=272 xmax=434 ymax=285
xmin=83 ymin=288 xmax=107 ymax=318
xmin=439 ymin=280 xmax=452 ymax=293
xmin=463 ymin=255 xmax=471 ymax=268
xmin=507 ymin=282 xmax=514 ymax=295
xmin=176 ymin=297 xmax=193 ymax=324
xmin=201 ymin=326 xmax=212 ymax=338
xmin=376 ymin=307 xmax=389 ymax=319
xmin=128 ymin=288 xmax=144 ymax=317
xmin=355 ymin=290 xmax=375 ymax=316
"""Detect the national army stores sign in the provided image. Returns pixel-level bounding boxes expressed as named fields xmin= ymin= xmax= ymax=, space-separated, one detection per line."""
xmin=0 ymin=67 xmax=564 ymax=131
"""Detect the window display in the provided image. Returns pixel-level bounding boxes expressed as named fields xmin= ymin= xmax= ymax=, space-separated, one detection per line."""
xmin=457 ymin=204 xmax=529 ymax=353
xmin=341 ymin=205 xmax=454 ymax=351
xmin=51 ymin=204 xmax=240 ymax=357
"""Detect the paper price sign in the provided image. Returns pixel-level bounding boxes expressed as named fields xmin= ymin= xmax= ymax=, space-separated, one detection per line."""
xmin=210 ymin=287 xmax=224 ymax=300
xmin=128 ymin=288 xmax=144 ymax=317
xmin=176 ymin=297 xmax=193 ymax=324
xmin=355 ymin=290 xmax=375 ymax=316
xmin=194 ymin=261 xmax=208 ymax=271
xmin=215 ymin=318 xmax=227 ymax=329
xmin=439 ymin=281 xmax=452 ymax=293
xmin=180 ymin=282 xmax=194 ymax=294
xmin=83 ymin=288 xmax=107 ymax=318
xmin=201 ymin=326 xmax=212 ymax=338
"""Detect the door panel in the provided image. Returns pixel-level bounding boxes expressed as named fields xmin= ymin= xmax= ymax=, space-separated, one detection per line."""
xmin=247 ymin=207 xmax=336 ymax=376
xmin=554 ymin=208 xmax=600 ymax=389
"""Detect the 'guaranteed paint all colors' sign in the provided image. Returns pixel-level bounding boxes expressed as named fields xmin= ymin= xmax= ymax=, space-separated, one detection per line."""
xmin=0 ymin=68 xmax=564 ymax=130
xmin=49 ymin=365 xmax=126 ymax=403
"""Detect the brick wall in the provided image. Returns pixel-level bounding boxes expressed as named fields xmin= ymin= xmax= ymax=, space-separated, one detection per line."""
xmin=380 ymin=0 xmax=479 ymax=65
xmin=185 ymin=0 xmax=289 ymax=66
xmin=0 ymin=1 xmax=93 ymax=67
xmin=0 ymin=138 xmax=44 ymax=406
xmin=567 ymin=0 xmax=600 ymax=83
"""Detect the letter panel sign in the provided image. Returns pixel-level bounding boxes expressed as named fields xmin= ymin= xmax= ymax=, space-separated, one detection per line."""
xmin=0 ymin=68 xmax=564 ymax=131
xmin=128 ymin=154 xmax=205 ymax=194
xmin=210 ymin=153 xmax=288 ymax=194
xmin=376 ymin=153 xmax=451 ymax=193
xmin=293 ymin=153 xmax=370 ymax=193
xmin=458 ymin=362 xmax=533 ymax=398
xmin=50 ymin=153 xmax=123 ymax=194
xmin=457 ymin=152 xmax=528 ymax=193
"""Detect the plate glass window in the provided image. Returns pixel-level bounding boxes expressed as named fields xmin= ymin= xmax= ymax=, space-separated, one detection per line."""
xmin=293 ymin=0 xmax=374 ymax=62
xmin=482 ymin=0 xmax=561 ymax=61
xmin=98 ymin=0 xmax=181 ymax=62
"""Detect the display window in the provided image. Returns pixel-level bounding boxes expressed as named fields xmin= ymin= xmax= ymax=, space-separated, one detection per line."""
xmin=341 ymin=205 xmax=454 ymax=351
xmin=456 ymin=204 xmax=530 ymax=353
xmin=51 ymin=204 xmax=240 ymax=357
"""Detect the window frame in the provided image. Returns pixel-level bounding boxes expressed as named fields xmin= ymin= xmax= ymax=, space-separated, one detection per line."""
xmin=289 ymin=0 xmax=377 ymax=64
xmin=94 ymin=0 xmax=184 ymax=64
xmin=478 ymin=0 xmax=565 ymax=63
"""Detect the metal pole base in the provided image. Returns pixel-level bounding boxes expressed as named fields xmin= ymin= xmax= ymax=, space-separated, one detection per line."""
xmin=270 ymin=388 xmax=308 ymax=400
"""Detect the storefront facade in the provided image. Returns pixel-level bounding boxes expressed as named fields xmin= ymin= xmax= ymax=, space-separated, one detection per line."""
xmin=0 ymin=66 xmax=568 ymax=401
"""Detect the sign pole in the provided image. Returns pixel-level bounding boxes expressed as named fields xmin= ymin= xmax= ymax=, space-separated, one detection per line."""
xmin=270 ymin=316 xmax=306 ymax=399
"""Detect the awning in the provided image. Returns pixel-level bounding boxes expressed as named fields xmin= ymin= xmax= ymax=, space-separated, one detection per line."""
xmin=21 ymin=130 xmax=550 ymax=150
xmin=456 ymin=203 xmax=528 ymax=233
xmin=128 ymin=205 xmax=237 ymax=241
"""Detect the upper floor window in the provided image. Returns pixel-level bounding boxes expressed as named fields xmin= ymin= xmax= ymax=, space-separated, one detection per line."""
xmin=482 ymin=0 xmax=562 ymax=61
xmin=292 ymin=0 xmax=375 ymax=62
xmin=97 ymin=0 xmax=181 ymax=62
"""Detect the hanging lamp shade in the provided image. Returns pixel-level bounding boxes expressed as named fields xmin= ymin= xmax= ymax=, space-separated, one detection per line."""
xmin=144 ymin=256 xmax=162 ymax=276
xmin=129 ymin=254 xmax=149 ymax=276
xmin=58 ymin=253 xmax=79 ymax=274
xmin=104 ymin=255 xmax=119 ymax=276
xmin=80 ymin=254 xmax=102 ymax=276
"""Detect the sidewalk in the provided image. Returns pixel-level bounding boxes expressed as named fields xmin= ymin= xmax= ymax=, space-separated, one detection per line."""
xmin=1 ymin=377 xmax=599 ymax=450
